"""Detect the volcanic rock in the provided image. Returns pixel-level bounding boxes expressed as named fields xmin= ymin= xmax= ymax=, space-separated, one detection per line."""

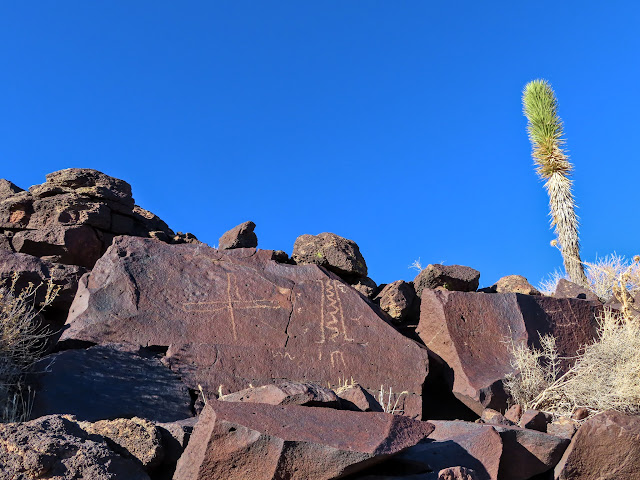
xmin=554 ymin=278 xmax=600 ymax=301
xmin=292 ymin=232 xmax=368 ymax=280
xmin=0 ymin=414 xmax=150 ymax=480
xmin=353 ymin=275 xmax=378 ymax=299
xmin=439 ymin=466 xmax=480 ymax=480
xmin=491 ymin=275 xmax=540 ymax=295
xmin=0 ymin=178 xmax=23 ymax=200
xmin=416 ymin=290 xmax=601 ymax=413
xmin=27 ymin=344 xmax=193 ymax=423
xmin=173 ymin=400 xmax=435 ymax=480
xmin=219 ymin=220 xmax=258 ymax=249
xmin=518 ymin=409 xmax=550 ymax=432
xmin=219 ymin=381 xmax=340 ymax=408
xmin=554 ymin=410 xmax=640 ymax=479
xmin=375 ymin=280 xmax=418 ymax=323
xmin=414 ymin=264 xmax=480 ymax=296
xmin=335 ymin=383 xmax=384 ymax=412
xmin=60 ymin=237 xmax=430 ymax=417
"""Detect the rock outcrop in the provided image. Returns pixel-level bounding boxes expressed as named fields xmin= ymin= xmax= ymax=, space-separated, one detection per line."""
xmin=60 ymin=236 xmax=430 ymax=417
xmin=414 ymin=264 xmax=480 ymax=296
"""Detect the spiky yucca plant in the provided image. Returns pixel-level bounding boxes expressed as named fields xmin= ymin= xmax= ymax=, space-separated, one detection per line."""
xmin=523 ymin=79 xmax=588 ymax=287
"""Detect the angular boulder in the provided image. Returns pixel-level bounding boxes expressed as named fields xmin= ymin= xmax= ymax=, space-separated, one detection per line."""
xmin=219 ymin=381 xmax=340 ymax=408
xmin=491 ymin=275 xmax=540 ymax=295
xmin=219 ymin=220 xmax=258 ymax=249
xmin=61 ymin=237 xmax=430 ymax=417
xmin=335 ymin=383 xmax=384 ymax=412
xmin=414 ymin=264 xmax=480 ymax=296
xmin=292 ymin=232 xmax=368 ymax=280
xmin=28 ymin=344 xmax=193 ymax=423
xmin=554 ymin=410 xmax=640 ymax=479
xmin=0 ymin=414 xmax=150 ymax=480
xmin=416 ymin=290 xmax=601 ymax=413
xmin=375 ymin=280 xmax=418 ymax=323
xmin=554 ymin=278 xmax=600 ymax=302
xmin=173 ymin=400 xmax=435 ymax=480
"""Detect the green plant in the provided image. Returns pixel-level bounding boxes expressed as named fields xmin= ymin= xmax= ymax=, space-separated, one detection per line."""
xmin=523 ymin=79 xmax=588 ymax=288
xmin=0 ymin=274 xmax=59 ymax=422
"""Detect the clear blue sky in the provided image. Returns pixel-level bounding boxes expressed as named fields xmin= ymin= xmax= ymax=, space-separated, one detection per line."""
xmin=1 ymin=2 xmax=638 ymax=288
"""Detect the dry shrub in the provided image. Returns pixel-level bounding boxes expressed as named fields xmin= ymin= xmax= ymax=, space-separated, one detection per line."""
xmin=0 ymin=274 xmax=59 ymax=422
xmin=505 ymin=307 xmax=640 ymax=418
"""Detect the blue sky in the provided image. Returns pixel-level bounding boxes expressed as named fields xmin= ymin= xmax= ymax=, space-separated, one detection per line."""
xmin=1 ymin=2 xmax=638 ymax=288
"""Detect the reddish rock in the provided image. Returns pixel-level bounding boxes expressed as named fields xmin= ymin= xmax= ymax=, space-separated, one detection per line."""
xmin=394 ymin=422 xmax=502 ymax=480
xmin=428 ymin=421 xmax=569 ymax=480
xmin=353 ymin=276 xmax=378 ymax=299
xmin=219 ymin=381 xmax=340 ymax=408
xmin=219 ymin=220 xmax=258 ymax=249
xmin=0 ymin=414 xmax=150 ymax=480
xmin=155 ymin=418 xmax=197 ymax=480
xmin=571 ymin=407 xmax=590 ymax=421
xmin=547 ymin=417 xmax=577 ymax=440
xmin=554 ymin=411 xmax=640 ymax=479
xmin=492 ymin=275 xmax=540 ymax=295
xmin=414 ymin=264 xmax=480 ymax=296
xmin=554 ymin=279 xmax=600 ymax=302
xmin=28 ymin=344 xmax=193 ymax=423
xmin=0 ymin=178 xmax=23 ymax=200
xmin=480 ymin=408 xmax=514 ymax=427
xmin=439 ymin=466 xmax=480 ymax=480
xmin=504 ymin=404 xmax=523 ymax=424
xmin=173 ymin=400 xmax=435 ymax=480
xmin=416 ymin=290 xmax=601 ymax=414
xmin=518 ymin=409 xmax=550 ymax=432
xmin=335 ymin=383 xmax=384 ymax=412
xmin=0 ymin=232 xmax=12 ymax=251
xmin=61 ymin=237 xmax=430 ymax=417
xmin=375 ymin=280 xmax=418 ymax=322
xmin=292 ymin=232 xmax=368 ymax=280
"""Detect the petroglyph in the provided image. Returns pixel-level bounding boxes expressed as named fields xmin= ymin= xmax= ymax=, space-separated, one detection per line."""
xmin=272 ymin=351 xmax=296 ymax=360
xmin=330 ymin=350 xmax=347 ymax=370
xmin=317 ymin=280 xmax=354 ymax=344
xmin=182 ymin=273 xmax=286 ymax=340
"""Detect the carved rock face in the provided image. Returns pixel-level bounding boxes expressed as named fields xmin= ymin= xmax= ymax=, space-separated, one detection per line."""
xmin=61 ymin=237 xmax=430 ymax=418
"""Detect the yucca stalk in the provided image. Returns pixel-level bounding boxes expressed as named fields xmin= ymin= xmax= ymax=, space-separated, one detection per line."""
xmin=523 ymin=79 xmax=588 ymax=287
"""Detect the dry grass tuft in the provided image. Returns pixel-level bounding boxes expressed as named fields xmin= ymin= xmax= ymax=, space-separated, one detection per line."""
xmin=0 ymin=274 xmax=59 ymax=422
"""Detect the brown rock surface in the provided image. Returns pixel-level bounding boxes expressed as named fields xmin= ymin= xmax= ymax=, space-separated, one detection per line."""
xmin=27 ymin=344 xmax=193 ymax=423
xmin=417 ymin=290 xmax=601 ymax=414
xmin=219 ymin=381 xmax=340 ymax=408
xmin=375 ymin=280 xmax=418 ymax=322
xmin=335 ymin=383 xmax=384 ymax=412
xmin=480 ymin=408 xmax=514 ymax=426
xmin=79 ymin=417 xmax=164 ymax=470
xmin=547 ymin=417 xmax=577 ymax=440
xmin=0 ymin=414 xmax=150 ymax=479
xmin=518 ymin=409 xmax=550 ymax=432
xmin=554 ymin=410 xmax=640 ymax=479
xmin=554 ymin=278 xmax=600 ymax=301
xmin=292 ymin=231 xmax=368 ymax=280
xmin=173 ymin=400 xmax=435 ymax=480
xmin=219 ymin=220 xmax=258 ymax=249
xmin=492 ymin=275 xmax=540 ymax=295
xmin=439 ymin=466 xmax=480 ymax=480
xmin=414 ymin=264 xmax=480 ymax=296
xmin=61 ymin=237 xmax=429 ymax=417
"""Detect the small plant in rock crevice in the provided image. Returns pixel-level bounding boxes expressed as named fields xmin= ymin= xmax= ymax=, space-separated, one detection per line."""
xmin=0 ymin=274 xmax=59 ymax=423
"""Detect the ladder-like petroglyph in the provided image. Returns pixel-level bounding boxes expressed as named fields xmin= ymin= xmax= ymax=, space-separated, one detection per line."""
xmin=317 ymin=280 xmax=354 ymax=344
xmin=182 ymin=273 xmax=286 ymax=340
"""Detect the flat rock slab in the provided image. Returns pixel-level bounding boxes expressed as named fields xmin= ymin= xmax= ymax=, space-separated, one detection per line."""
xmin=61 ymin=237 xmax=430 ymax=417
xmin=219 ymin=381 xmax=340 ymax=408
xmin=173 ymin=400 xmax=435 ymax=480
xmin=0 ymin=414 xmax=150 ymax=480
xmin=28 ymin=344 xmax=193 ymax=423
xmin=554 ymin=410 xmax=640 ymax=479
xmin=417 ymin=290 xmax=601 ymax=413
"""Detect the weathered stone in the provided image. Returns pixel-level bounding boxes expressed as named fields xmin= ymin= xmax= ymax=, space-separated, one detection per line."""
xmin=131 ymin=205 xmax=174 ymax=237
xmin=219 ymin=220 xmax=258 ymax=249
xmin=554 ymin=410 xmax=640 ymax=479
xmin=0 ymin=249 xmax=87 ymax=313
xmin=480 ymin=408 xmax=514 ymax=427
xmin=439 ymin=466 xmax=480 ymax=480
xmin=42 ymin=168 xmax=134 ymax=208
xmin=292 ymin=232 xmax=368 ymax=280
xmin=375 ymin=280 xmax=418 ymax=322
xmin=554 ymin=278 xmax=600 ymax=302
xmin=353 ymin=276 xmax=378 ymax=299
xmin=0 ymin=178 xmax=23 ymax=199
xmin=492 ymin=275 xmax=540 ymax=295
xmin=416 ymin=290 xmax=601 ymax=414
xmin=335 ymin=383 xmax=384 ymax=412
xmin=0 ymin=191 xmax=34 ymax=228
xmin=393 ymin=422 xmax=502 ymax=480
xmin=12 ymin=224 xmax=102 ymax=268
xmin=518 ymin=409 xmax=550 ymax=432
xmin=414 ymin=264 xmax=480 ymax=296
xmin=61 ymin=237 xmax=429 ymax=417
xmin=504 ymin=404 xmax=523 ymax=424
xmin=79 ymin=417 xmax=164 ymax=470
xmin=27 ymin=193 xmax=112 ymax=231
xmin=28 ymin=344 xmax=193 ymax=423
xmin=571 ymin=407 xmax=590 ymax=420
xmin=0 ymin=414 xmax=150 ymax=479
xmin=0 ymin=232 xmax=12 ymax=251
xmin=219 ymin=381 xmax=340 ymax=408
xmin=173 ymin=400 xmax=435 ymax=480
xmin=155 ymin=417 xmax=197 ymax=478
xmin=547 ymin=417 xmax=577 ymax=439
xmin=428 ymin=421 xmax=569 ymax=480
